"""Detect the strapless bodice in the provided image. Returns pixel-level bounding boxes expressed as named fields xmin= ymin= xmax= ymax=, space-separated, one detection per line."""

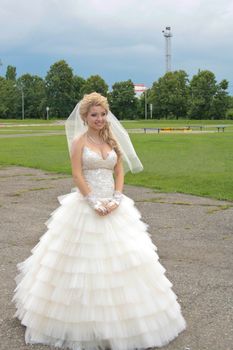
xmin=81 ymin=146 xmax=118 ymax=198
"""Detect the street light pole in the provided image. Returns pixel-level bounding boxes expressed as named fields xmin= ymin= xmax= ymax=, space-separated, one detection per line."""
xmin=46 ymin=106 xmax=50 ymax=120
xmin=150 ymin=103 xmax=153 ymax=119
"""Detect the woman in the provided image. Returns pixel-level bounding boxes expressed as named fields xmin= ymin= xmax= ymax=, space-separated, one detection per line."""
xmin=12 ymin=92 xmax=187 ymax=350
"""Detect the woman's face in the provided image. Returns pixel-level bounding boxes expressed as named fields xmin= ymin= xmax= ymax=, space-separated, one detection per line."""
xmin=85 ymin=105 xmax=107 ymax=131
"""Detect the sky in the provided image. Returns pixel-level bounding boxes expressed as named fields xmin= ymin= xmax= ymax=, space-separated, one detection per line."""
xmin=1 ymin=0 xmax=233 ymax=93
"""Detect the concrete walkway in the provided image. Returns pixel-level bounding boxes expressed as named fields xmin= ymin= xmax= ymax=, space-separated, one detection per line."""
xmin=0 ymin=166 xmax=232 ymax=350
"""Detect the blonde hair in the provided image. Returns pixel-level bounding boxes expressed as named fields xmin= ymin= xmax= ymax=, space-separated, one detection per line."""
xmin=79 ymin=92 xmax=122 ymax=158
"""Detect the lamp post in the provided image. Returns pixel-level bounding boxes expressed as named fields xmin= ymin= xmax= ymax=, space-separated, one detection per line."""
xmin=46 ymin=106 xmax=50 ymax=120
xmin=150 ymin=103 xmax=153 ymax=119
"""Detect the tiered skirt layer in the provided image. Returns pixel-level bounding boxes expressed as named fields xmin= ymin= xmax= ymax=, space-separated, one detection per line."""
xmin=12 ymin=190 xmax=186 ymax=350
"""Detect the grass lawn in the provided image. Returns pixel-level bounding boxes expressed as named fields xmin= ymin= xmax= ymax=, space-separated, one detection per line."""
xmin=0 ymin=131 xmax=232 ymax=201
xmin=0 ymin=118 xmax=59 ymax=124
xmin=1 ymin=118 xmax=233 ymax=126
xmin=1 ymin=119 xmax=233 ymax=134
xmin=121 ymin=119 xmax=233 ymax=129
xmin=0 ymin=128 xmax=65 ymax=134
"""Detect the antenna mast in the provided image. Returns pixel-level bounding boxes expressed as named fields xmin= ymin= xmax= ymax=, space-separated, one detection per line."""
xmin=162 ymin=26 xmax=172 ymax=72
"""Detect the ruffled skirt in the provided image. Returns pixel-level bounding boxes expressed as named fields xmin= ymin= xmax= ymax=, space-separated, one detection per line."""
xmin=12 ymin=190 xmax=186 ymax=350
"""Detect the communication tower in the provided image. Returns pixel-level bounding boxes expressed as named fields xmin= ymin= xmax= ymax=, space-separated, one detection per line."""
xmin=162 ymin=26 xmax=172 ymax=72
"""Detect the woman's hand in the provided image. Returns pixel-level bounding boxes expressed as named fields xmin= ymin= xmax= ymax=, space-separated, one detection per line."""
xmin=94 ymin=204 xmax=109 ymax=216
xmin=86 ymin=194 xmax=122 ymax=217
xmin=94 ymin=201 xmax=118 ymax=216
xmin=105 ymin=201 xmax=119 ymax=213
xmin=98 ymin=191 xmax=123 ymax=216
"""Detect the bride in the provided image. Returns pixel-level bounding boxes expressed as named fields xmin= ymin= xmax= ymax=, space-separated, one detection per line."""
xmin=12 ymin=92 xmax=187 ymax=350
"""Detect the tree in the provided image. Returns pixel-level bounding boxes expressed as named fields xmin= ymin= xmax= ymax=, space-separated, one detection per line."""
xmin=227 ymin=95 xmax=233 ymax=108
xmin=188 ymin=70 xmax=217 ymax=119
xmin=149 ymin=70 xmax=189 ymax=119
xmin=210 ymin=79 xmax=229 ymax=119
xmin=45 ymin=60 xmax=74 ymax=118
xmin=0 ymin=77 xmax=19 ymax=118
xmin=72 ymin=75 xmax=86 ymax=103
xmin=108 ymin=80 xmax=137 ymax=119
xmin=17 ymin=74 xmax=46 ymax=119
xmin=135 ymin=92 xmax=147 ymax=119
xmin=5 ymin=65 xmax=17 ymax=81
xmin=81 ymin=75 xmax=108 ymax=96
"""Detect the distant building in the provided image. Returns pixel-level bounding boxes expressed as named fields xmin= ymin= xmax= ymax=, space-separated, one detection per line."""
xmin=134 ymin=84 xmax=147 ymax=97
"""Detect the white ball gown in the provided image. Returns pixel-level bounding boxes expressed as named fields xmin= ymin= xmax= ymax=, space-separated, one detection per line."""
xmin=12 ymin=145 xmax=187 ymax=350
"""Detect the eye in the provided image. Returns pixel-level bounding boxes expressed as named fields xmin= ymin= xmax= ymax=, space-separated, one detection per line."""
xmin=91 ymin=113 xmax=97 ymax=117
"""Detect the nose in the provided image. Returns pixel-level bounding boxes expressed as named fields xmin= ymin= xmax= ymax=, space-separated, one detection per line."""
xmin=97 ymin=114 xmax=104 ymax=121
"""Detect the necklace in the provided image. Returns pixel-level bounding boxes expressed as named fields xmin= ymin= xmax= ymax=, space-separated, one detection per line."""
xmin=87 ymin=133 xmax=104 ymax=145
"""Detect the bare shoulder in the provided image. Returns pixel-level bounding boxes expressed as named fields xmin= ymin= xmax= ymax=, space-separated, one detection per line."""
xmin=71 ymin=134 xmax=86 ymax=155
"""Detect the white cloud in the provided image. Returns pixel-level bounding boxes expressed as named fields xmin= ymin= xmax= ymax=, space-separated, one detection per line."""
xmin=0 ymin=0 xmax=233 ymax=88
xmin=1 ymin=0 xmax=232 ymax=49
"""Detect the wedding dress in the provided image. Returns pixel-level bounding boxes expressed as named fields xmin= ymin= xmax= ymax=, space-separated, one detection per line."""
xmin=12 ymin=145 xmax=187 ymax=350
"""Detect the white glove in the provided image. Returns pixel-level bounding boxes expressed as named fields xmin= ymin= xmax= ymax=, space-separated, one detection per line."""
xmin=84 ymin=193 xmax=107 ymax=213
xmin=107 ymin=190 xmax=123 ymax=208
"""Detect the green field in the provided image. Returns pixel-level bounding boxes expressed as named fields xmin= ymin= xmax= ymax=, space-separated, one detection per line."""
xmin=0 ymin=122 xmax=232 ymax=201
xmin=122 ymin=119 xmax=233 ymax=128
xmin=1 ymin=118 xmax=233 ymax=134
xmin=0 ymin=118 xmax=57 ymax=124
xmin=1 ymin=118 xmax=233 ymax=128
xmin=0 ymin=128 xmax=64 ymax=134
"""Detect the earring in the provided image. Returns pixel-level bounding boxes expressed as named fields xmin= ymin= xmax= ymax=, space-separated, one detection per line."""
xmin=83 ymin=119 xmax=87 ymax=126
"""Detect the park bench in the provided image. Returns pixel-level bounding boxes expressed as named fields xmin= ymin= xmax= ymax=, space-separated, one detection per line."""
xmin=143 ymin=125 xmax=227 ymax=133
xmin=186 ymin=125 xmax=204 ymax=131
xmin=216 ymin=125 xmax=226 ymax=132
xmin=143 ymin=128 xmax=161 ymax=133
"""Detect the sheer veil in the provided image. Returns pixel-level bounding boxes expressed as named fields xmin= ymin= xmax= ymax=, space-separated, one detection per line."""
xmin=65 ymin=101 xmax=144 ymax=175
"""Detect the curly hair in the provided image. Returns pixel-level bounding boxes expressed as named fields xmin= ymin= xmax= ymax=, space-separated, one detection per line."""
xmin=79 ymin=92 xmax=122 ymax=158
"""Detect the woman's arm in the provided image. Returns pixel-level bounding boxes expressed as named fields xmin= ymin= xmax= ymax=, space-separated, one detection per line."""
xmin=113 ymin=155 xmax=124 ymax=192
xmin=70 ymin=136 xmax=91 ymax=196
xmin=105 ymin=155 xmax=124 ymax=214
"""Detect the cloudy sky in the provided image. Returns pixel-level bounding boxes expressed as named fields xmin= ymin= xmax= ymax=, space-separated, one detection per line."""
xmin=1 ymin=0 xmax=233 ymax=93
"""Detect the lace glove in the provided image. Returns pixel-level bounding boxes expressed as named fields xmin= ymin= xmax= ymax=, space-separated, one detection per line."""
xmin=84 ymin=193 xmax=107 ymax=213
xmin=107 ymin=190 xmax=123 ymax=208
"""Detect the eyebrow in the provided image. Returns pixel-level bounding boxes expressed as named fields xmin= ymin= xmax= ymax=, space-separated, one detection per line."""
xmin=91 ymin=112 xmax=106 ymax=115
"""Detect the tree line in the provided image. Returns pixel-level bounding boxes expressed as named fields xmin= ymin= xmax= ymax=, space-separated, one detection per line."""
xmin=0 ymin=60 xmax=231 ymax=120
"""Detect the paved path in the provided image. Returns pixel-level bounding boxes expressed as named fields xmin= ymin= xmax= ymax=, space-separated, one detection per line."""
xmin=0 ymin=166 xmax=232 ymax=350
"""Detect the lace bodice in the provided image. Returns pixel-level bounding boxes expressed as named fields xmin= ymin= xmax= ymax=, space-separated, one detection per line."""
xmin=81 ymin=146 xmax=117 ymax=199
